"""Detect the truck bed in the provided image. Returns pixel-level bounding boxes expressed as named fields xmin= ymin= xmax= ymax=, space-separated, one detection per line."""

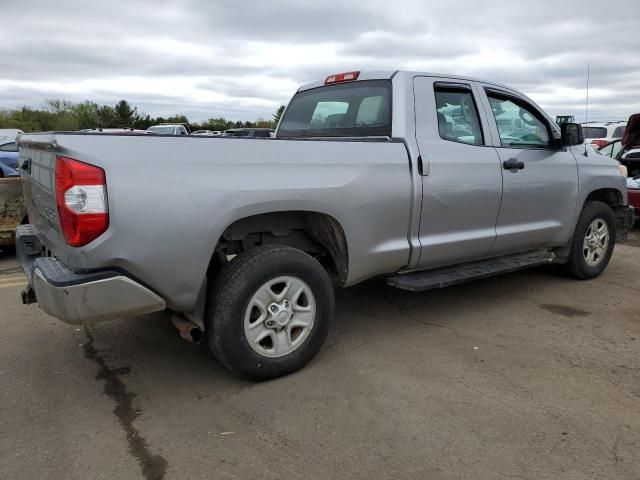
xmin=17 ymin=132 xmax=414 ymax=311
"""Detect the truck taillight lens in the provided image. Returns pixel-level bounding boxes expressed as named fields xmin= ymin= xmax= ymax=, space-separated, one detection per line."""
xmin=55 ymin=156 xmax=109 ymax=247
xmin=591 ymin=139 xmax=609 ymax=149
xmin=325 ymin=71 xmax=360 ymax=84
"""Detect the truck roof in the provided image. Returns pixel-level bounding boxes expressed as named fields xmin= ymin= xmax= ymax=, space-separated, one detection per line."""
xmin=297 ymin=70 xmax=521 ymax=95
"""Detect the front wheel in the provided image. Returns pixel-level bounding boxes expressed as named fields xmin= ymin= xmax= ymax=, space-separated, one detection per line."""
xmin=207 ymin=245 xmax=334 ymax=380
xmin=565 ymin=201 xmax=616 ymax=279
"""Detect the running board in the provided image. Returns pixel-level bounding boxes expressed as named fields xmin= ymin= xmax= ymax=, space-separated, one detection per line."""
xmin=387 ymin=251 xmax=555 ymax=292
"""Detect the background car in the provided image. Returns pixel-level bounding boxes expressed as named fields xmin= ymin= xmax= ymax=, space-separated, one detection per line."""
xmin=146 ymin=124 xmax=190 ymax=135
xmin=191 ymin=130 xmax=223 ymax=136
xmin=582 ymin=121 xmax=627 ymax=148
xmin=0 ymin=139 xmax=19 ymax=177
xmin=598 ymin=139 xmax=640 ymax=218
xmin=80 ymin=127 xmax=147 ymax=134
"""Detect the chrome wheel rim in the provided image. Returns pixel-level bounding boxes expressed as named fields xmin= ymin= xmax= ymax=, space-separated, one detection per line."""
xmin=583 ymin=218 xmax=609 ymax=267
xmin=243 ymin=276 xmax=316 ymax=358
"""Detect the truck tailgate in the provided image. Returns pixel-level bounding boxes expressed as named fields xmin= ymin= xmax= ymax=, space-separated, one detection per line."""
xmin=18 ymin=136 xmax=66 ymax=253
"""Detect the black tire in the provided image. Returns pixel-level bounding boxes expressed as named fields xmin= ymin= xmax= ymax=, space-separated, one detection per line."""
xmin=207 ymin=245 xmax=334 ymax=380
xmin=565 ymin=201 xmax=616 ymax=279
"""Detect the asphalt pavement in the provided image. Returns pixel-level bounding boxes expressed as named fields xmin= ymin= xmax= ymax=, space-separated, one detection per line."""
xmin=1 ymin=235 xmax=639 ymax=480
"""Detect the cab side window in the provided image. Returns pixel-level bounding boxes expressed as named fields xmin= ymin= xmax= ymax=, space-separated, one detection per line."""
xmin=434 ymin=87 xmax=483 ymax=146
xmin=487 ymin=93 xmax=550 ymax=148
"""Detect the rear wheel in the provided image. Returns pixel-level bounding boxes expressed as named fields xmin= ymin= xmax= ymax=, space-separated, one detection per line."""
xmin=207 ymin=245 xmax=334 ymax=380
xmin=565 ymin=201 xmax=616 ymax=279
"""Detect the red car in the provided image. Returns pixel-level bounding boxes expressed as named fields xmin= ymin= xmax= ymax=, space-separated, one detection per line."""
xmin=599 ymin=139 xmax=640 ymax=217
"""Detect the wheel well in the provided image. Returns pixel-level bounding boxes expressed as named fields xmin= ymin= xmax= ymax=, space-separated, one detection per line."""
xmin=584 ymin=188 xmax=623 ymax=209
xmin=210 ymin=211 xmax=348 ymax=285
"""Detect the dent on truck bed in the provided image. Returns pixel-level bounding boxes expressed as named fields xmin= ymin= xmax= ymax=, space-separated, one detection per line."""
xmin=0 ymin=178 xmax=27 ymax=246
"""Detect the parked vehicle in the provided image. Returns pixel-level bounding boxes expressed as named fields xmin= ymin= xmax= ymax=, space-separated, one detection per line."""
xmin=0 ymin=163 xmax=19 ymax=178
xmin=80 ymin=128 xmax=147 ymax=135
xmin=146 ymin=124 xmax=190 ymax=135
xmin=0 ymin=139 xmax=19 ymax=177
xmin=598 ymin=115 xmax=640 ymax=217
xmin=223 ymin=128 xmax=274 ymax=138
xmin=613 ymin=141 xmax=640 ymax=218
xmin=16 ymin=70 xmax=633 ymax=380
xmin=582 ymin=121 xmax=627 ymax=148
xmin=191 ymin=130 xmax=223 ymax=136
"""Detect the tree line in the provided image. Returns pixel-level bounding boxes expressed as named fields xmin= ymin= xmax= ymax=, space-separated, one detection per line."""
xmin=0 ymin=99 xmax=286 ymax=132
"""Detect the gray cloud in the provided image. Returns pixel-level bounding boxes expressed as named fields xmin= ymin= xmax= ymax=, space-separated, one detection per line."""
xmin=1 ymin=0 xmax=639 ymax=122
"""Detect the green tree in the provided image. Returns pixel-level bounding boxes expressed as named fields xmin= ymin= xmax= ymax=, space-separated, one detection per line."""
xmin=164 ymin=114 xmax=189 ymax=125
xmin=273 ymin=105 xmax=285 ymax=126
xmin=113 ymin=100 xmax=139 ymax=127
xmin=0 ymin=98 xmax=287 ymax=134
xmin=97 ymin=105 xmax=117 ymax=128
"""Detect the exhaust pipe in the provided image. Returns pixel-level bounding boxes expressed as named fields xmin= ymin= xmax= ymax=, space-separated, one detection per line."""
xmin=171 ymin=314 xmax=203 ymax=344
xmin=21 ymin=286 xmax=37 ymax=305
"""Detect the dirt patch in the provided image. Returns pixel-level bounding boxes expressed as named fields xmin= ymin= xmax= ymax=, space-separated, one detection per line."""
xmin=0 ymin=178 xmax=27 ymax=246
xmin=540 ymin=304 xmax=591 ymax=318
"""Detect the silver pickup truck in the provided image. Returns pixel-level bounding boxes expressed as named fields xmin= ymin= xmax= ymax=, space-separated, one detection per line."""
xmin=16 ymin=70 xmax=633 ymax=380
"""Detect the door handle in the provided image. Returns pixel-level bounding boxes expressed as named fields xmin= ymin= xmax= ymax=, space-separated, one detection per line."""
xmin=503 ymin=158 xmax=525 ymax=171
xmin=417 ymin=155 xmax=429 ymax=176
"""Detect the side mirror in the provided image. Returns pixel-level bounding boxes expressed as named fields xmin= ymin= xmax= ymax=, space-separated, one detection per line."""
xmin=561 ymin=122 xmax=584 ymax=146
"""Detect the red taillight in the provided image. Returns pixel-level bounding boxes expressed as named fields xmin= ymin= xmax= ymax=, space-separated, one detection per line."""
xmin=325 ymin=71 xmax=360 ymax=85
xmin=55 ymin=156 xmax=108 ymax=247
xmin=592 ymin=139 xmax=609 ymax=148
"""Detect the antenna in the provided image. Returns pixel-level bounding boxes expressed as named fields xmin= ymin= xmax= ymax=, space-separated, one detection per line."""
xmin=584 ymin=63 xmax=590 ymax=156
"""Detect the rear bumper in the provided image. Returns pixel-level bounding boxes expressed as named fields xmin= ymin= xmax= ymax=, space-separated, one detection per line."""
xmin=16 ymin=224 xmax=166 ymax=325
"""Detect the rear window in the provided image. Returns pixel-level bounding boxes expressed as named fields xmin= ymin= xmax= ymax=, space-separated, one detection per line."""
xmin=583 ymin=127 xmax=607 ymax=139
xmin=278 ymin=80 xmax=391 ymax=138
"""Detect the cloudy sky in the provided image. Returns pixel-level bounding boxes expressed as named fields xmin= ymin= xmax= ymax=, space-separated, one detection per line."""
xmin=1 ymin=0 xmax=639 ymax=122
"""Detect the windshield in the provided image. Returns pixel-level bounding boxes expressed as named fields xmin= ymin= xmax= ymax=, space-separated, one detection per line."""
xmin=278 ymin=80 xmax=392 ymax=138
xmin=147 ymin=126 xmax=175 ymax=134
